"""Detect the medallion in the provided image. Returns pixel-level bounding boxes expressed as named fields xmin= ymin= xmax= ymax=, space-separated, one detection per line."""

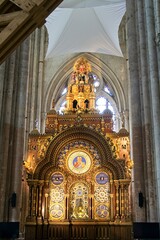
xmin=67 ymin=150 xmax=91 ymax=174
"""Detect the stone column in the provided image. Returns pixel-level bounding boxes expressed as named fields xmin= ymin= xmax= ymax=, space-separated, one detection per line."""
xmin=144 ymin=0 xmax=160 ymax=221
xmin=0 ymin=53 xmax=16 ymax=221
xmin=9 ymin=40 xmax=30 ymax=222
xmin=126 ymin=0 xmax=146 ymax=221
xmin=0 ymin=62 xmax=5 ymax=115
xmin=136 ymin=0 xmax=157 ymax=221
xmin=29 ymin=29 xmax=40 ymax=131
xmin=37 ymin=27 xmax=46 ymax=133
xmin=153 ymin=0 xmax=160 ymax=81
xmin=0 ymin=37 xmax=29 ymax=222
xmin=123 ymin=109 xmax=129 ymax=131
xmin=27 ymin=27 xmax=46 ymax=134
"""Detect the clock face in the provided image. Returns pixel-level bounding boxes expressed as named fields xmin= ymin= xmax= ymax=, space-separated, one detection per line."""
xmin=51 ymin=173 xmax=64 ymax=185
xmin=67 ymin=150 xmax=91 ymax=174
xmin=96 ymin=172 xmax=109 ymax=185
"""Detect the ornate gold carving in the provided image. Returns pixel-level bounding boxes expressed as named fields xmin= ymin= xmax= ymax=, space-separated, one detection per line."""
xmin=73 ymin=57 xmax=91 ymax=74
xmin=25 ymin=58 xmax=132 ymax=226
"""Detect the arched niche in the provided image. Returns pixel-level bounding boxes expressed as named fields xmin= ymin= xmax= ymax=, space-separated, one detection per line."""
xmin=33 ymin=126 xmax=125 ymax=180
xmin=42 ymin=54 xmax=127 ymax=132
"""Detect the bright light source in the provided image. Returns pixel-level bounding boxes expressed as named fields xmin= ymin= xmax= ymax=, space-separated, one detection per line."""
xmin=94 ymin=81 xmax=100 ymax=87
xmin=96 ymin=97 xmax=107 ymax=106
xmin=104 ymin=86 xmax=112 ymax=95
xmin=62 ymin=88 xmax=67 ymax=95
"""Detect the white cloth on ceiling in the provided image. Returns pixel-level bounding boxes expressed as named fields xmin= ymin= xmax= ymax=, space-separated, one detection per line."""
xmin=45 ymin=0 xmax=126 ymax=58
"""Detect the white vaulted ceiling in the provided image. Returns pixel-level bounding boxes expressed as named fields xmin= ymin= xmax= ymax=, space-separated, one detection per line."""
xmin=45 ymin=0 xmax=126 ymax=58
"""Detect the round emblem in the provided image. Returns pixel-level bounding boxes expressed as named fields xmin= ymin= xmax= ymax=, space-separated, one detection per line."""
xmin=96 ymin=204 xmax=109 ymax=218
xmin=67 ymin=150 xmax=91 ymax=174
xmin=50 ymin=204 xmax=64 ymax=218
xmin=96 ymin=172 xmax=109 ymax=185
xmin=51 ymin=173 xmax=64 ymax=185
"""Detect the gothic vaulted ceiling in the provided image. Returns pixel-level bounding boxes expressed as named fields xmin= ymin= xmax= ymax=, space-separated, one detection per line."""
xmin=45 ymin=0 xmax=126 ymax=58
xmin=0 ymin=0 xmax=126 ymax=64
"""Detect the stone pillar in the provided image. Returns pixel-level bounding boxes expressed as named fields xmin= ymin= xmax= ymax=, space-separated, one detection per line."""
xmin=136 ymin=0 xmax=157 ymax=221
xmin=123 ymin=109 xmax=129 ymax=131
xmin=153 ymin=0 xmax=160 ymax=81
xmin=0 ymin=38 xmax=29 ymax=222
xmin=144 ymin=0 xmax=160 ymax=221
xmin=0 ymin=62 xmax=5 ymax=115
xmin=126 ymin=0 xmax=146 ymax=221
xmin=9 ymin=40 xmax=30 ymax=222
xmin=29 ymin=29 xmax=40 ymax=131
xmin=37 ymin=26 xmax=46 ymax=133
xmin=0 ymin=53 xmax=16 ymax=221
xmin=27 ymin=27 xmax=46 ymax=133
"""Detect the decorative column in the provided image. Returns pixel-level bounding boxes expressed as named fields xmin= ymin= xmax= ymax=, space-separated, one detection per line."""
xmin=89 ymin=91 xmax=96 ymax=109
xmin=32 ymin=182 xmax=37 ymax=222
xmin=114 ymin=180 xmax=120 ymax=221
xmin=120 ymin=181 xmax=125 ymax=221
xmin=44 ymin=193 xmax=49 ymax=223
xmin=110 ymin=179 xmax=114 ymax=221
xmin=37 ymin=181 xmax=44 ymax=223
xmin=65 ymin=195 xmax=68 ymax=220
xmin=66 ymin=93 xmax=73 ymax=110
xmin=101 ymin=117 xmax=105 ymax=132
xmin=26 ymin=181 xmax=33 ymax=222
xmin=124 ymin=182 xmax=130 ymax=221
xmin=44 ymin=181 xmax=49 ymax=224
xmin=78 ymin=94 xmax=84 ymax=108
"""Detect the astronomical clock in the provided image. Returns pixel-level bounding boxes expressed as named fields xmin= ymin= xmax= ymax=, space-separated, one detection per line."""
xmin=24 ymin=57 xmax=133 ymax=240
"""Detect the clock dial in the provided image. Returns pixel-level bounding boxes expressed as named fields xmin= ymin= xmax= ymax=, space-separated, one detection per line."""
xmin=96 ymin=172 xmax=109 ymax=185
xmin=51 ymin=173 xmax=64 ymax=185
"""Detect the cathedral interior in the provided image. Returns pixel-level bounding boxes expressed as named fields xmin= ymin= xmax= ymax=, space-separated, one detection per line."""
xmin=0 ymin=0 xmax=160 ymax=240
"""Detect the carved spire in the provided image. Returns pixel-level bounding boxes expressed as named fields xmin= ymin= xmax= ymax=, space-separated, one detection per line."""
xmin=64 ymin=57 xmax=97 ymax=114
